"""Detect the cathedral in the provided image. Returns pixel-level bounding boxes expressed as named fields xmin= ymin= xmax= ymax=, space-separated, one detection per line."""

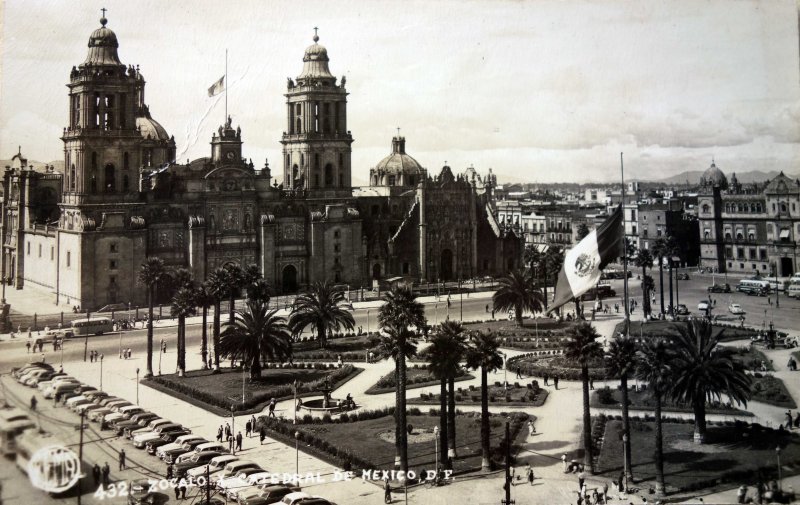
xmin=1 ymin=15 xmax=522 ymax=310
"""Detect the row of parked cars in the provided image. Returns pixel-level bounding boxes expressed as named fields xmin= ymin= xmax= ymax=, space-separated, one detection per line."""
xmin=12 ymin=361 xmax=335 ymax=505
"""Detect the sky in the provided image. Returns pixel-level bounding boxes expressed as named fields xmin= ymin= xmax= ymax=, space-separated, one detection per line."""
xmin=1 ymin=0 xmax=799 ymax=184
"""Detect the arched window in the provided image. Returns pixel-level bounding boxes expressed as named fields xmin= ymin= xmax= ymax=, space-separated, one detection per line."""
xmin=70 ymin=164 xmax=76 ymax=191
xmin=123 ymin=174 xmax=130 ymax=192
xmin=704 ymin=230 xmax=710 ymax=239
xmin=736 ymin=232 xmax=743 ymax=240
xmin=104 ymin=164 xmax=116 ymax=192
xmin=409 ymin=176 xmax=415 ymax=186
xmin=748 ymin=232 xmax=755 ymax=241
xmin=300 ymin=154 xmax=305 ymax=167
xmin=782 ymin=203 xmax=787 ymax=213
xmin=296 ymin=118 xmax=302 ymax=133
xmin=324 ymin=163 xmax=334 ymax=187
xmin=724 ymin=232 xmax=732 ymax=240
xmin=123 ymin=152 xmax=129 ymax=170
xmin=388 ymin=175 xmax=396 ymax=186
xmin=702 ymin=204 xmax=710 ymax=213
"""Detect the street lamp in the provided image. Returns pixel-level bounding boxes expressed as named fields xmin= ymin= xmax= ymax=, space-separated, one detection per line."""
xmin=231 ymin=405 xmax=236 ymax=455
xmin=366 ymin=310 xmax=371 ymax=334
xmin=135 ymin=368 xmax=140 ymax=405
xmin=295 ymin=431 xmax=301 ymax=475
xmin=622 ymin=434 xmax=629 ymax=490
xmin=776 ymin=446 xmax=782 ymax=491
xmin=433 ymin=426 xmax=440 ymax=475
xmin=293 ymin=380 xmax=298 ymax=425
xmin=158 ymin=344 xmax=163 ymax=376
xmin=99 ymin=353 xmax=104 ymax=391
xmin=501 ymin=352 xmax=508 ymax=390
xmin=434 ymin=303 xmax=438 ymax=326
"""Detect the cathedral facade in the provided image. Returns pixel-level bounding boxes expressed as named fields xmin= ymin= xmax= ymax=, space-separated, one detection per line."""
xmin=1 ymin=16 xmax=521 ymax=310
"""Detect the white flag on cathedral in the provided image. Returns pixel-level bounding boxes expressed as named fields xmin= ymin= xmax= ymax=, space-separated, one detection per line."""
xmin=208 ymin=75 xmax=225 ymax=97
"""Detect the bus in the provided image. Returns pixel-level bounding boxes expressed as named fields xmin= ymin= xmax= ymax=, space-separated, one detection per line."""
xmin=15 ymin=428 xmax=81 ymax=494
xmin=0 ymin=409 xmax=35 ymax=456
xmin=735 ymin=279 xmax=770 ymax=296
xmin=579 ymin=284 xmax=617 ymax=301
xmin=70 ymin=317 xmax=112 ymax=336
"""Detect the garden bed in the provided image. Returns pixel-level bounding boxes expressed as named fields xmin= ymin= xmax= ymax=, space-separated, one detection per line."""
xmin=365 ymin=365 xmax=474 ymax=395
xmin=614 ymin=321 xmax=758 ymax=342
xmin=292 ymin=332 xmax=382 ymax=361
xmin=409 ymin=381 xmax=549 ymax=407
xmin=751 ymin=374 xmax=797 ymax=409
xmin=257 ymin=407 xmax=531 ymax=475
xmin=144 ymin=364 xmax=363 ymax=415
xmin=508 ymin=352 xmax=607 ymax=381
xmin=596 ymin=416 xmax=800 ymax=494
xmin=591 ymin=386 xmax=752 ymax=416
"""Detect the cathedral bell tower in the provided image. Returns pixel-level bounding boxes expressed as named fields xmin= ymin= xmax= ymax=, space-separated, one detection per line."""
xmin=281 ymin=29 xmax=353 ymax=195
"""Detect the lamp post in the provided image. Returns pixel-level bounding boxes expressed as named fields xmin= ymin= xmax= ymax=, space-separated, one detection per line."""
xmin=622 ymin=434 xmax=629 ymax=490
xmin=294 ymin=431 xmax=300 ymax=475
xmin=158 ymin=345 xmax=162 ymax=376
xmin=293 ymin=380 xmax=298 ymax=425
xmin=118 ymin=329 xmax=123 ymax=359
xmin=773 ymin=263 xmax=780 ymax=309
xmin=433 ymin=426 xmax=440 ymax=475
xmin=99 ymin=353 xmax=104 ymax=391
xmin=366 ymin=310 xmax=371 ymax=334
xmin=434 ymin=303 xmax=438 ymax=326
xmin=135 ymin=368 xmax=140 ymax=405
xmin=501 ymin=352 xmax=507 ymax=390
xmin=776 ymin=446 xmax=782 ymax=491
xmin=231 ymin=405 xmax=236 ymax=455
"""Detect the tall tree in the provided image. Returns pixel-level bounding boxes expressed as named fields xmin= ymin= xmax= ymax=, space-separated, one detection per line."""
xmin=492 ymin=270 xmax=544 ymax=326
xmin=563 ymin=322 xmax=603 ymax=473
xmin=605 ymin=335 xmax=637 ymax=481
xmin=219 ymin=299 xmax=292 ymax=379
xmin=378 ymin=286 xmax=427 ymax=473
xmin=246 ymin=278 xmax=272 ymax=306
xmin=465 ymin=330 xmax=504 ymax=472
xmin=426 ymin=328 xmax=456 ymax=467
xmin=635 ymin=249 xmax=653 ymax=318
xmin=194 ymin=283 xmax=213 ymax=369
xmin=223 ymin=263 xmax=245 ymax=323
xmin=436 ymin=321 xmax=468 ymax=466
xmin=664 ymin=235 xmax=679 ymax=317
xmin=171 ymin=287 xmax=196 ymax=377
xmin=635 ymin=339 xmax=674 ymax=495
xmin=206 ymin=267 xmax=229 ymax=372
xmin=576 ymin=223 xmax=591 ymax=241
xmin=669 ymin=320 xmax=752 ymax=444
xmin=138 ymin=257 xmax=166 ymax=378
xmin=288 ymin=281 xmax=355 ymax=348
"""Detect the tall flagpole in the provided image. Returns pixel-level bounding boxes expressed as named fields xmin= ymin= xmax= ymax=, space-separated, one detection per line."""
xmin=621 ymin=152 xmax=630 ymax=324
xmin=225 ymin=49 xmax=228 ymax=121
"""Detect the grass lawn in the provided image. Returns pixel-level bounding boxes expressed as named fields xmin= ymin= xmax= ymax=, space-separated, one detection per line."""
xmin=597 ymin=418 xmax=800 ymax=494
xmin=145 ymin=364 xmax=363 ymax=415
xmin=730 ymin=347 xmax=774 ymax=372
xmin=409 ymin=382 xmax=549 ymax=407
xmin=365 ymin=366 xmax=474 ymax=395
xmin=293 ymin=333 xmax=381 ymax=361
xmin=615 ymin=321 xmax=757 ymax=342
xmin=751 ymin=374 xmax=797 ymax=409
xmin=510 ymin=353 xmax=607 ymax=381
xmin=297 ymin=413 xmax=529 ymax=474
xmin=591 ymin=387 xmax=752 ymax=416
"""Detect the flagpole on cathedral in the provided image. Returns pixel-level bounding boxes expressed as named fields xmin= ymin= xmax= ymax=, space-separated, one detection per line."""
xmin=225 ymin=48 xmax=228 ymax=121
xmin=620 ymin=152 xmax=630 ymax=326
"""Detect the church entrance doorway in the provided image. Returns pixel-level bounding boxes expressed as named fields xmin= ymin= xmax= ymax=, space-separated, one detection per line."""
xmin=781 ymin=257 xmax=794 ymax=276
xmin=440 ymin=249 xmax=454 ymax=281
xmin=372 ymin=263 xmax=382 ymax=279
xmin=282 ymin=265 xmax=298 ymax=293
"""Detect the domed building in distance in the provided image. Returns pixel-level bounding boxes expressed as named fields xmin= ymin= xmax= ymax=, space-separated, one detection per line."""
xmin=0 ymin=15 xmax=522 ymax=310
xmin=699 ymin=160 xmax=728 ymax=190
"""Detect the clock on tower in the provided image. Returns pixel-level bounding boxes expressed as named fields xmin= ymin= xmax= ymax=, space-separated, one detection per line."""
xmin=211 ymin=116 xmax=243 ymax=164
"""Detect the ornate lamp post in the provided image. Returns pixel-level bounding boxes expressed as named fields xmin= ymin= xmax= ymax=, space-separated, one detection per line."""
xmin=433 ymin=426 xmax=440 ymax=475
xmin=99 ymin=353 xmax=104 ymax=391
xmin=776 ymin=446 xmax=782 ymax=491
xmin=135 ymin=368 xmax=140 ymax=405
xmin=295 ymin=431 xmax=301 ymax=475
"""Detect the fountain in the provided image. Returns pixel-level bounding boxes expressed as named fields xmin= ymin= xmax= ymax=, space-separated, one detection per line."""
xmin=298 ymin=376 xmax=354 ymax=413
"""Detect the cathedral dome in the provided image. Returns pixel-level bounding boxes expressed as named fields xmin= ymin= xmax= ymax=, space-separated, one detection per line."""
xmin=374 ymin=137 xmax=424 ymax=175
xmin=84 ymin=15 xmax=122 ymax=67
xmin=298 ymin=31 xmax=334 ymax=79
xmin=137 ymin=115 xmax=170 ymax=141
xmin=700 ymin=160 xmax=728 ymax=190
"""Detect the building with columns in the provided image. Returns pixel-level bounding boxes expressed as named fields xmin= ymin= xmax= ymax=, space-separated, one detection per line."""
xmin=1 ymin=15 xmax=521 ymax=310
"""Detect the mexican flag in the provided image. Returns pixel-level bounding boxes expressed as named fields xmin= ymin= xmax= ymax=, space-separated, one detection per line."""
xmin=208 ymin=75 xmax=225 ymax=97
xmin=549 ymin=205 xmax=623 ymax=312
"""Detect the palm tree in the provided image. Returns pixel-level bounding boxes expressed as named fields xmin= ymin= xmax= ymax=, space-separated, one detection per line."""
xmin=223 ymin=263 xmax=245 ymax=323
xmin=194 ymin=283 xmax=213 ymax=369
xmin=563 ymin=322 xmax=603 ymax=473
xmin=426 ymin=329 xmax=455 ymax=467
xmin=219 ymin=299 xmax=292 ymax=379
xmin=545 ymin=246 xmax=565 ymax=312
xmin=171 ymin=287 xmax=196 ymax=377
xmin=465 ymin=330 xmax=504 ymax=472
xmin=206 ymin=267 xmax=229 ymax=372
xmin=635 ymin=339 xmax=674 ymax=496
xmin=492 ymin=270 xmax=544 ymax=326
xmin=288 ymin=281 xmax=355 ymax=348
xmin=663 ymin=236 xmax=679 ymax=317
xmin=378 ymin=286 xmax=427 ymax=473
xmin=378 ymin=325 xmax=418 ymax=473
xmin=171 ymin=267 xmax=194 ymax=291
xmin=669 ymin=320 xmax=752 ymax=444
xmin=138 ymin=257 xmax=166 ymax=378
xmin=605 ymin=335 xmax=637 ymax=481
xmin=635 ymin=249 xmax=653 ymax=318
xmin=651 ymin=238 xmax=667 ymax=316
xmin=435 ymin=321 xmax=468 ymax=466
xmin=246 ymin=278 xmax=272 ymax=306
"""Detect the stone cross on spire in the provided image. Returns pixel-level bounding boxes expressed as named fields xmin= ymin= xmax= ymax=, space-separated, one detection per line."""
xmin=100 ymin=7 xmax=108 ymax=26
xmin=101 ymin=7 xmax=107 ymax=17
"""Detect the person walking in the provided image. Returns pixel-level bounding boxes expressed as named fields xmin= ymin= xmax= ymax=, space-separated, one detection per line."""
xmin=251 ymin=415 xmax=257 ymax=435
xmin=245 ymin=419 xmax=252 ymax=438
xmin=101 ymin=462 xmax=110 ymax=487
xmin=553 ymin=376 xmax=559 ymax=390
xmin=260 ymin=426 xmax=266 ymax=445
xmin=528 ymin=420 xmax=536 ymax=437
xmin=543 ymin=374 xmax=549 ymax=386
xmin=527 ymin=465 xmax=535 ymax=486
xmin=118 ymin=449 xmax=126 ymax=471
xmin=384 ymin=477 xmax=392 ymax=504
xmin=25 ymin=341 xmax=30 ymax=353
xmin=268 ymin=398 xmax=277 ymax=417
xmin=217 ymin=425 xmax=223 ymax=442
xmin=166 ymin=464 xmax=174 ymax=480
xmin=225 ymin=423 xmax=231 ymax=439
xmin=92 ymin=463 xmax=101 ymax=486
xmin=30 ymin=396 xmax=37 ymax=411
xmin=589 ymin=379 xmax=594 ymax=390
xmin=516 ymin=367 xmax=522 ymax=379
xmin=562 ymin=454 xmax=568 ymax=473
xmin=236 ymin=431 xmax=243 ymax=451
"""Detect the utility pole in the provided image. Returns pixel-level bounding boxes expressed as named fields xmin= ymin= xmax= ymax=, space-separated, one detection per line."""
xmin=77 ymin=409 xmax=85 ymax=505
xmin=206 ymin=464 xmax=211 ymax=503
xmin=504 ymin=421 xmax=512 ymax=505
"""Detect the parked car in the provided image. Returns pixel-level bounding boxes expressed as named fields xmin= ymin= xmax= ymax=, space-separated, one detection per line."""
xmin=146 ymin=430 xmax=193 ymax=455
xmin=783 ymin=336 xmax=800 ymax=349
xmin=707 ymin=283 xmax=731 ymax=293
xmin=127 ymin=478 xmax=154 ymax=505
xmin=675 ymin=304 xmax=689 ymax=315
xmin=185 ymin=454 xmax=238 ymax=482
xmin=175 ymin=442 xmax=227 ymax=463
xmin=237 ymin=484 xmax=300 ymax=505
xmin=677 ymin=273 xmax=690 ymax=280
xmin=157 ymin=434 xmax=206 ymax=460
xmin=225 ymin=471 xmax=273 ymax=501
xmin=697 ymin=301 xmax=710 ymax=312
xmin=163 ymin=438 xmax=208 ymax=464
xmin=173 ymin=451 xmax=224 ymax=478
xmin=728 ymin=303 xmax=745 ymax=315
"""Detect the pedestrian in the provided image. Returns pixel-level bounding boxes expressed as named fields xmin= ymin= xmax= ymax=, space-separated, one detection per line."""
xmin=93 ymin=463 xmax=101 ymax=486
xmin=491 ymin=308 xmax=495 ymax=319
xmin=30 ymin=396 xmax=37 ymax=411
xmin=179 ymin=480 xmax=187 ymax=499
xmin=737 ymin=485 xmax=747 ymax=504
xmin=208 ymin=358 xmax=212 ymax=369
xmin=174 ymin=481 xmax=181 ymax=500
xmin=528 ymin=420 xmax=536 ymax=436
xmin=384 ymin=477 xmax=392 ymax=503
xmin=251 ymin=415 xmax=257 ymax=433
xmin=225 ymin=422 xmax=231 ymax=439
xmin=268 ymin=398 xmax=277 ymax=417
xmin=26 ymin=341 xmax=30 ymax=353
xmin=602 ymin=481 xmax=609 ymax=504
xmin=562 ymin=454 xmax=568 ymax=473
xmin=554 ymin=376 xmax=559 ymax=390
xmin=101 ymin=462 xmax=110 ymax=487
xmin=260 ymin=426 xmax=266 ymax=445
xmin=217 ymin=425 xmax=223 ymax=442
xmin=118 ymin=449 xmax=126 ymax=470
xmin=127 ymin=348 xmax=132 ymax=359
xmin=90 ymin=350 xmax=94 ymax=363
xmin=544 ymin=375 xmax=549 ymax=386
xmin=794 ymin=412 xmax=800 ymax=429
xmin=516 ymin=367 xmax=522 ymax=380
xmin=591 ymin=488 xmax=599 ymax=505
xmin=786 ymin=410 xmax=793 ymax=430
xmin=578 ymin=472 xmax=585 ymax=490
xmin=236 ymin=431 xmax=243 ymax=451
xmin=228 ymin=434 xmax=234 ymax=452
xmin=590 ymin=379 xmax=594 ymax=390
xmin=246 ymin=419 xmax=252 ymax=437
xmin=485 ymin=304 xmax=489 ymax=313
xmin=527 ymin=466 xmax=534 ymax=486
xmin=166 ymin=463 xmax=174 ymax=480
